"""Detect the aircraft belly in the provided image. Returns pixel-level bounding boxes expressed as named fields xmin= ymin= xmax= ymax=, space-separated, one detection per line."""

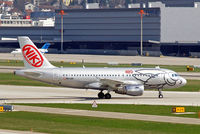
xmin=61 ymin=79 xmax=88 ymax=88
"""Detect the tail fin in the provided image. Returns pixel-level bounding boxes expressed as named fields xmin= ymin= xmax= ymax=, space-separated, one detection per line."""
xmin=18 ymin=36 xmax=55 ymax=69
xmin=41 ymin=42 xmax=51 ymax=50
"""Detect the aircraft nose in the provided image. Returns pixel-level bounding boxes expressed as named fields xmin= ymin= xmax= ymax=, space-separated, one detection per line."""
xmin=181 ymin=77 xmax=187 ymax=86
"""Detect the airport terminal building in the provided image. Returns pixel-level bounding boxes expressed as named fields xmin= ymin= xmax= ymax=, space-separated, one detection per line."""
xmin=1 ymin=0 xmax=200 ymax=57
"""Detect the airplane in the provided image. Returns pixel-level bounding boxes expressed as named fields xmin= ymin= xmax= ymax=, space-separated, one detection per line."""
xmin=193 ymin=65 xmax=200 ymax=68
xmin=14 ymin=36 xmax=187 ymax=99
xmin=11 ymin=42 xmax=50 ymax=55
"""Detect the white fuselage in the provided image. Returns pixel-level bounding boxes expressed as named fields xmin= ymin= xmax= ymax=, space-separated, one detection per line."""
xmin=15 ymin=67 xmax=186 ymax=90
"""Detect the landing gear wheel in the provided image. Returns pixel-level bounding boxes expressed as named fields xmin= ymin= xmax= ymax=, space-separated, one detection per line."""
xmin=159 ymin=94 xmax=163 ymax=98
xmin=158 ymin=89 xmax=163 ymax=99
xmin=98 ymin=92 xmax=104 ymax=99
xmin=105 ymin=93 xmax=111 ymax=99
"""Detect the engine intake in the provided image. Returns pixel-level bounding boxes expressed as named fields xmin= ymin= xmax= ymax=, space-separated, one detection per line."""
xmin=115 ymin=84 xmax=144 ymax=96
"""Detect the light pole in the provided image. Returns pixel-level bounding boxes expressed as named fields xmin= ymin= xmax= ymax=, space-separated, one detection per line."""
xmin=138 ymin=9 xmax=146 ymax=56
xmin=59 ymin=10 xmax=66 ymax=54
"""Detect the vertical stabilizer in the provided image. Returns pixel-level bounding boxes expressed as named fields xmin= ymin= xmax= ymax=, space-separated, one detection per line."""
xmin=41 ymin=42 xmax=51 ymax=49
xmin=18 ymin=36 xmax=55 ymax=69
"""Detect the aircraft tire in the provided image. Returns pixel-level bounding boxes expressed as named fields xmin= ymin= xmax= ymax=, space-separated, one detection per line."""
xmin=105 ymin=93 xmax=111 ymax=99
xmin=159 ymin=94 xmax=163 ymax=98
xmin=98 ymin=92 xmax=104 ymax=99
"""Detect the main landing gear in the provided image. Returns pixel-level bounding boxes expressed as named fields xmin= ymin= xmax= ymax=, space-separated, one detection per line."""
xmin=158 ymin=89 xmax=163 ymax=98
xmin=105 ymin=93 xmax=111 ymax=99
xmin=98 ymin=91 xmax=111 ymax=99
xmin=98 ymin=91 xmax=104 ymax=99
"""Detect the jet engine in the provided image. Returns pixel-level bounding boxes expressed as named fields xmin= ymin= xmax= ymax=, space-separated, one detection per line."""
xmin=115 ymin=84 xmax=144 ymax=96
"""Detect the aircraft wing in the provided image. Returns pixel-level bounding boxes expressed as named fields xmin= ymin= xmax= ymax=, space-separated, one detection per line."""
xmin=100 ymin=79 xmax=123 ymax=89
xmin=100 ymin=78 xmax=142 ymax=90
xmin=86 ymin=78 xmax=144 ymax=97
xmin=86 ymin=78 xmax=141 ymax=90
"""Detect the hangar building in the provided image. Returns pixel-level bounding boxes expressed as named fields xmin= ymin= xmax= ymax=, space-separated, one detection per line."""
xmin=0 ymin=0 xmax=200 ymax=57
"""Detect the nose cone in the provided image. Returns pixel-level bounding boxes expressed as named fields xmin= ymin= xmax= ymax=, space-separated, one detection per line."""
xmin=180 ymin=77 xmax=187 ymax=86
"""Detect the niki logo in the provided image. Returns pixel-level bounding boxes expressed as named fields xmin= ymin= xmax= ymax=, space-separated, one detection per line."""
xmin=125 ymin=70 xmax=133 ymax=74
xmin=22 ymin=44 xmax=44 ymax=67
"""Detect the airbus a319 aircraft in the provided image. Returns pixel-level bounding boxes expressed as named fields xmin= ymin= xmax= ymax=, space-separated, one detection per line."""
xmin=15 ymin=36 xmax=187 ymax=99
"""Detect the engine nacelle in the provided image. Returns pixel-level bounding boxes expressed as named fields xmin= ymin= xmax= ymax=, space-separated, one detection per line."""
xmin=115 ymin=84 xmax=144 ymax=96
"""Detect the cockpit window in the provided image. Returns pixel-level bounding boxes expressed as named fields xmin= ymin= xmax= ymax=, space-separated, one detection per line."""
xmin=172 ymin=74 xmax=179 ymax=77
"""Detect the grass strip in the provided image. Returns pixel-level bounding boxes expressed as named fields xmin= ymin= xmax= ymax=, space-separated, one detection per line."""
xmin=0 ymin=111 xmax=200 ymax=134
xmin=0 ymin=73 xmax=54 ymax=87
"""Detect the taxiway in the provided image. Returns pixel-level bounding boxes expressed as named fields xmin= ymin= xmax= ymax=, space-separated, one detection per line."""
xmin=1 ymin=53 xmax=200 ymax=65
xmin=1 ymin=85 xmax=200 ymax=106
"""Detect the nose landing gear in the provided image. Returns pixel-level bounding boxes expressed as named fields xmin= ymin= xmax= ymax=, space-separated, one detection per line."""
xmin=158 ymin=89 xmax=163 ymax=98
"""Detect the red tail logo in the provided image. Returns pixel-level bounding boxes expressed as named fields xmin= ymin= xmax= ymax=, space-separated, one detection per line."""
xmin=22 ymin=44 xmax=44 ymax=67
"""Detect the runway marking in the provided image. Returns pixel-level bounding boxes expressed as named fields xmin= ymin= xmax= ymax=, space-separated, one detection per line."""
xmin=15 ymin=105 xmax=200 ymax=125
